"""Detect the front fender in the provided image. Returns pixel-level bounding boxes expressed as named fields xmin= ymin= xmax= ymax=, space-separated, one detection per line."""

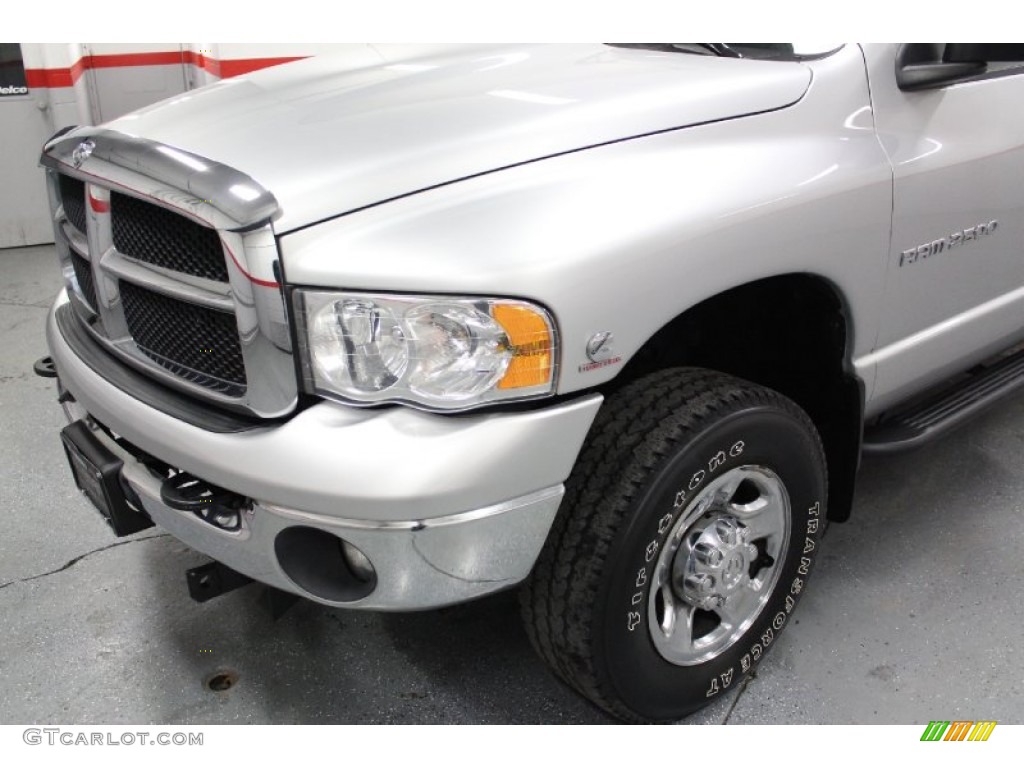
xmin=279 ymin=44 xmax=891 ymax=400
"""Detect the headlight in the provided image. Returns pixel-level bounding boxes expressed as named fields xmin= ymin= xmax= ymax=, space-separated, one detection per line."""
xmin=294 ymin=290 xmax=557 ymax=410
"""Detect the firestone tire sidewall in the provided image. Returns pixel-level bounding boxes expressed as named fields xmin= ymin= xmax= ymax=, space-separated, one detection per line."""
xmin=595 ymin=406 xmax=826 ymax=722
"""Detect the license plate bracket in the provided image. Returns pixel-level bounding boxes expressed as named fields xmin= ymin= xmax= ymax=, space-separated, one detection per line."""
xmin=61 ymin=421 xmax=153 ymax=536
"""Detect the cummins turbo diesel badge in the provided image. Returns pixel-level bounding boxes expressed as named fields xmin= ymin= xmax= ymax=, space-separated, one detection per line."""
xmin=579 ymin=331 xmax=622 ymax=372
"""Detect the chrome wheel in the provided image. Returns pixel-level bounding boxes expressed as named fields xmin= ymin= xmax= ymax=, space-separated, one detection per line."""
xmin=648 ymin=465 xmax=791 ymax=666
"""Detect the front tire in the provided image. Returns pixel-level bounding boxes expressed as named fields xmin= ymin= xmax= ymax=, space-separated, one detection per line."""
xmin=521 ymin=367 xmax=827 ymax=722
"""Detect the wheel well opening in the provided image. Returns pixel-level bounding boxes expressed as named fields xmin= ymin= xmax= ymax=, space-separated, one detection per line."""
xmin=615 ymin=274 xmax=862 ymax=522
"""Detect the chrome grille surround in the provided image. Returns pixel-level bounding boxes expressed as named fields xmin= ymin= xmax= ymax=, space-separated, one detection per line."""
xmin=41 ymin=127 xmax=298 ymax=418
xmin=58 ymin=174 xmax=87 ymax=235
xmin=69 ymin=249 xmax=98 ymax=312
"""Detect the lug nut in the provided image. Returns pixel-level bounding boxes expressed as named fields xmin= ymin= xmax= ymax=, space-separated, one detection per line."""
xmin=716 ymin=519 xmax=738 ymax=544
xmin=693 ymin=542 xmax=723 ymax=566
xmin=685 ymin=573 xmax=714 ymax=595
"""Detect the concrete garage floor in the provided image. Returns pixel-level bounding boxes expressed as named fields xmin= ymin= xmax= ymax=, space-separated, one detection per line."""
xmin=2 ymin=243 xmax=1023 ymax=725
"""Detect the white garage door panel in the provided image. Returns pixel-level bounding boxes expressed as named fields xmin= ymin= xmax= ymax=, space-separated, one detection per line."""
xmin=1 ymin=43 xmax=53 ymax=249
xmin=0 ymin=97 xmax=53 ymax=248
xmin=87 ymin=62 xmax=189 ymax=123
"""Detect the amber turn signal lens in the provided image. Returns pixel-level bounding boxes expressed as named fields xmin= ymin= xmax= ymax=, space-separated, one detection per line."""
xmin=492 ymin=304 xmax=553 ymax=390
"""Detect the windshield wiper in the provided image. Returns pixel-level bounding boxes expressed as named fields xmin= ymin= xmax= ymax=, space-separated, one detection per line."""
xmin=608 ymin=43 xmax=742 ymax=57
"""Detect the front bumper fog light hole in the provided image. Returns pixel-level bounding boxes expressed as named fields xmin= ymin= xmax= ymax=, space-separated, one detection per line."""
xmin=274 ymin=526 xmax=377 ymax=603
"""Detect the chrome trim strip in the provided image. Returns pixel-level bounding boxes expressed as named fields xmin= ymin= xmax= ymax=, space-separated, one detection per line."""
xmin=262 ymin=485 xmax=565 ymax=531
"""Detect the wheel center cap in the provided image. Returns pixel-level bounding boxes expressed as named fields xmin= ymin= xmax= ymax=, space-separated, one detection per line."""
xmin=676 ymin=517 xmax=755 ymax=609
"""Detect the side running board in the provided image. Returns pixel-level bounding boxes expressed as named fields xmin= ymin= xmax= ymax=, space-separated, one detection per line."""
xmin=863 ymin=348 xmax=1024 ymax=454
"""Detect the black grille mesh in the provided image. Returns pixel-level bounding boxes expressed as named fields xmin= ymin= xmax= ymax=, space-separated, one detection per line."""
xmin=111 ymin=192 xmax=229 ymax=282
xmin=70 ymin=251 xmax=98 ymax=311
xmin=59 ymin=175 xmax=87 ymax=234
xmin=120 ymin=281 xmax=246 ymax=396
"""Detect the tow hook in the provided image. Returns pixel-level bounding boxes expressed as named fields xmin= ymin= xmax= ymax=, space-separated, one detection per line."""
xmin=33 ymin=355 xmax=58 ymax=378
xmin=161 ymin=471 xmax=248 ymax=532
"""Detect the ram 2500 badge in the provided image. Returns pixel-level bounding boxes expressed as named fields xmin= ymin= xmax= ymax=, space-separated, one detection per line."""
xmin=35 ymin=43 xmax=1024 ymax=721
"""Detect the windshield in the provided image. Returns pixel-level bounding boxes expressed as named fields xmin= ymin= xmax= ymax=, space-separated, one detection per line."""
xmin=608 ymin=43 xmax=843 ymax=61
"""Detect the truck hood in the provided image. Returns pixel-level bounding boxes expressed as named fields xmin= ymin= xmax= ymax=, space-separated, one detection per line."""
xmin=106 ymin=45 xmax=812 ymax=233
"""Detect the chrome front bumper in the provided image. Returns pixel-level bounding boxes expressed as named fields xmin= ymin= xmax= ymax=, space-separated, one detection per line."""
xmin=47 ymin=292 xmax=603 ymax=610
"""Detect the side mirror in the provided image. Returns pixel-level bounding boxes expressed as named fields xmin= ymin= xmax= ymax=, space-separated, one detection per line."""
xmin=896 ymin=43 xmax=985 ymax=91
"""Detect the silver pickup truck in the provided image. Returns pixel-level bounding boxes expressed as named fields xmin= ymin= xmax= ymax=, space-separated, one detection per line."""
xmin=36 ymin=43 xmax=1024 ymax=722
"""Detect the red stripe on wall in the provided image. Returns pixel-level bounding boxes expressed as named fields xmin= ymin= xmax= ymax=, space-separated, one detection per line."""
xmin=69 ymin=57 xmax=87 ymax=83
xmin=25 ymin=67 xmax=73 ymax=88
xmin=83 ymin=51 xmax=188 ymax=69
xmin=23 ymin=51 xmax=307 ymax=89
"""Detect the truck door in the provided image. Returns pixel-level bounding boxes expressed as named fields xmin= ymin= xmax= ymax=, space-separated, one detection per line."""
xmin=862 ymin=43 xmax=1024 ymax=411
